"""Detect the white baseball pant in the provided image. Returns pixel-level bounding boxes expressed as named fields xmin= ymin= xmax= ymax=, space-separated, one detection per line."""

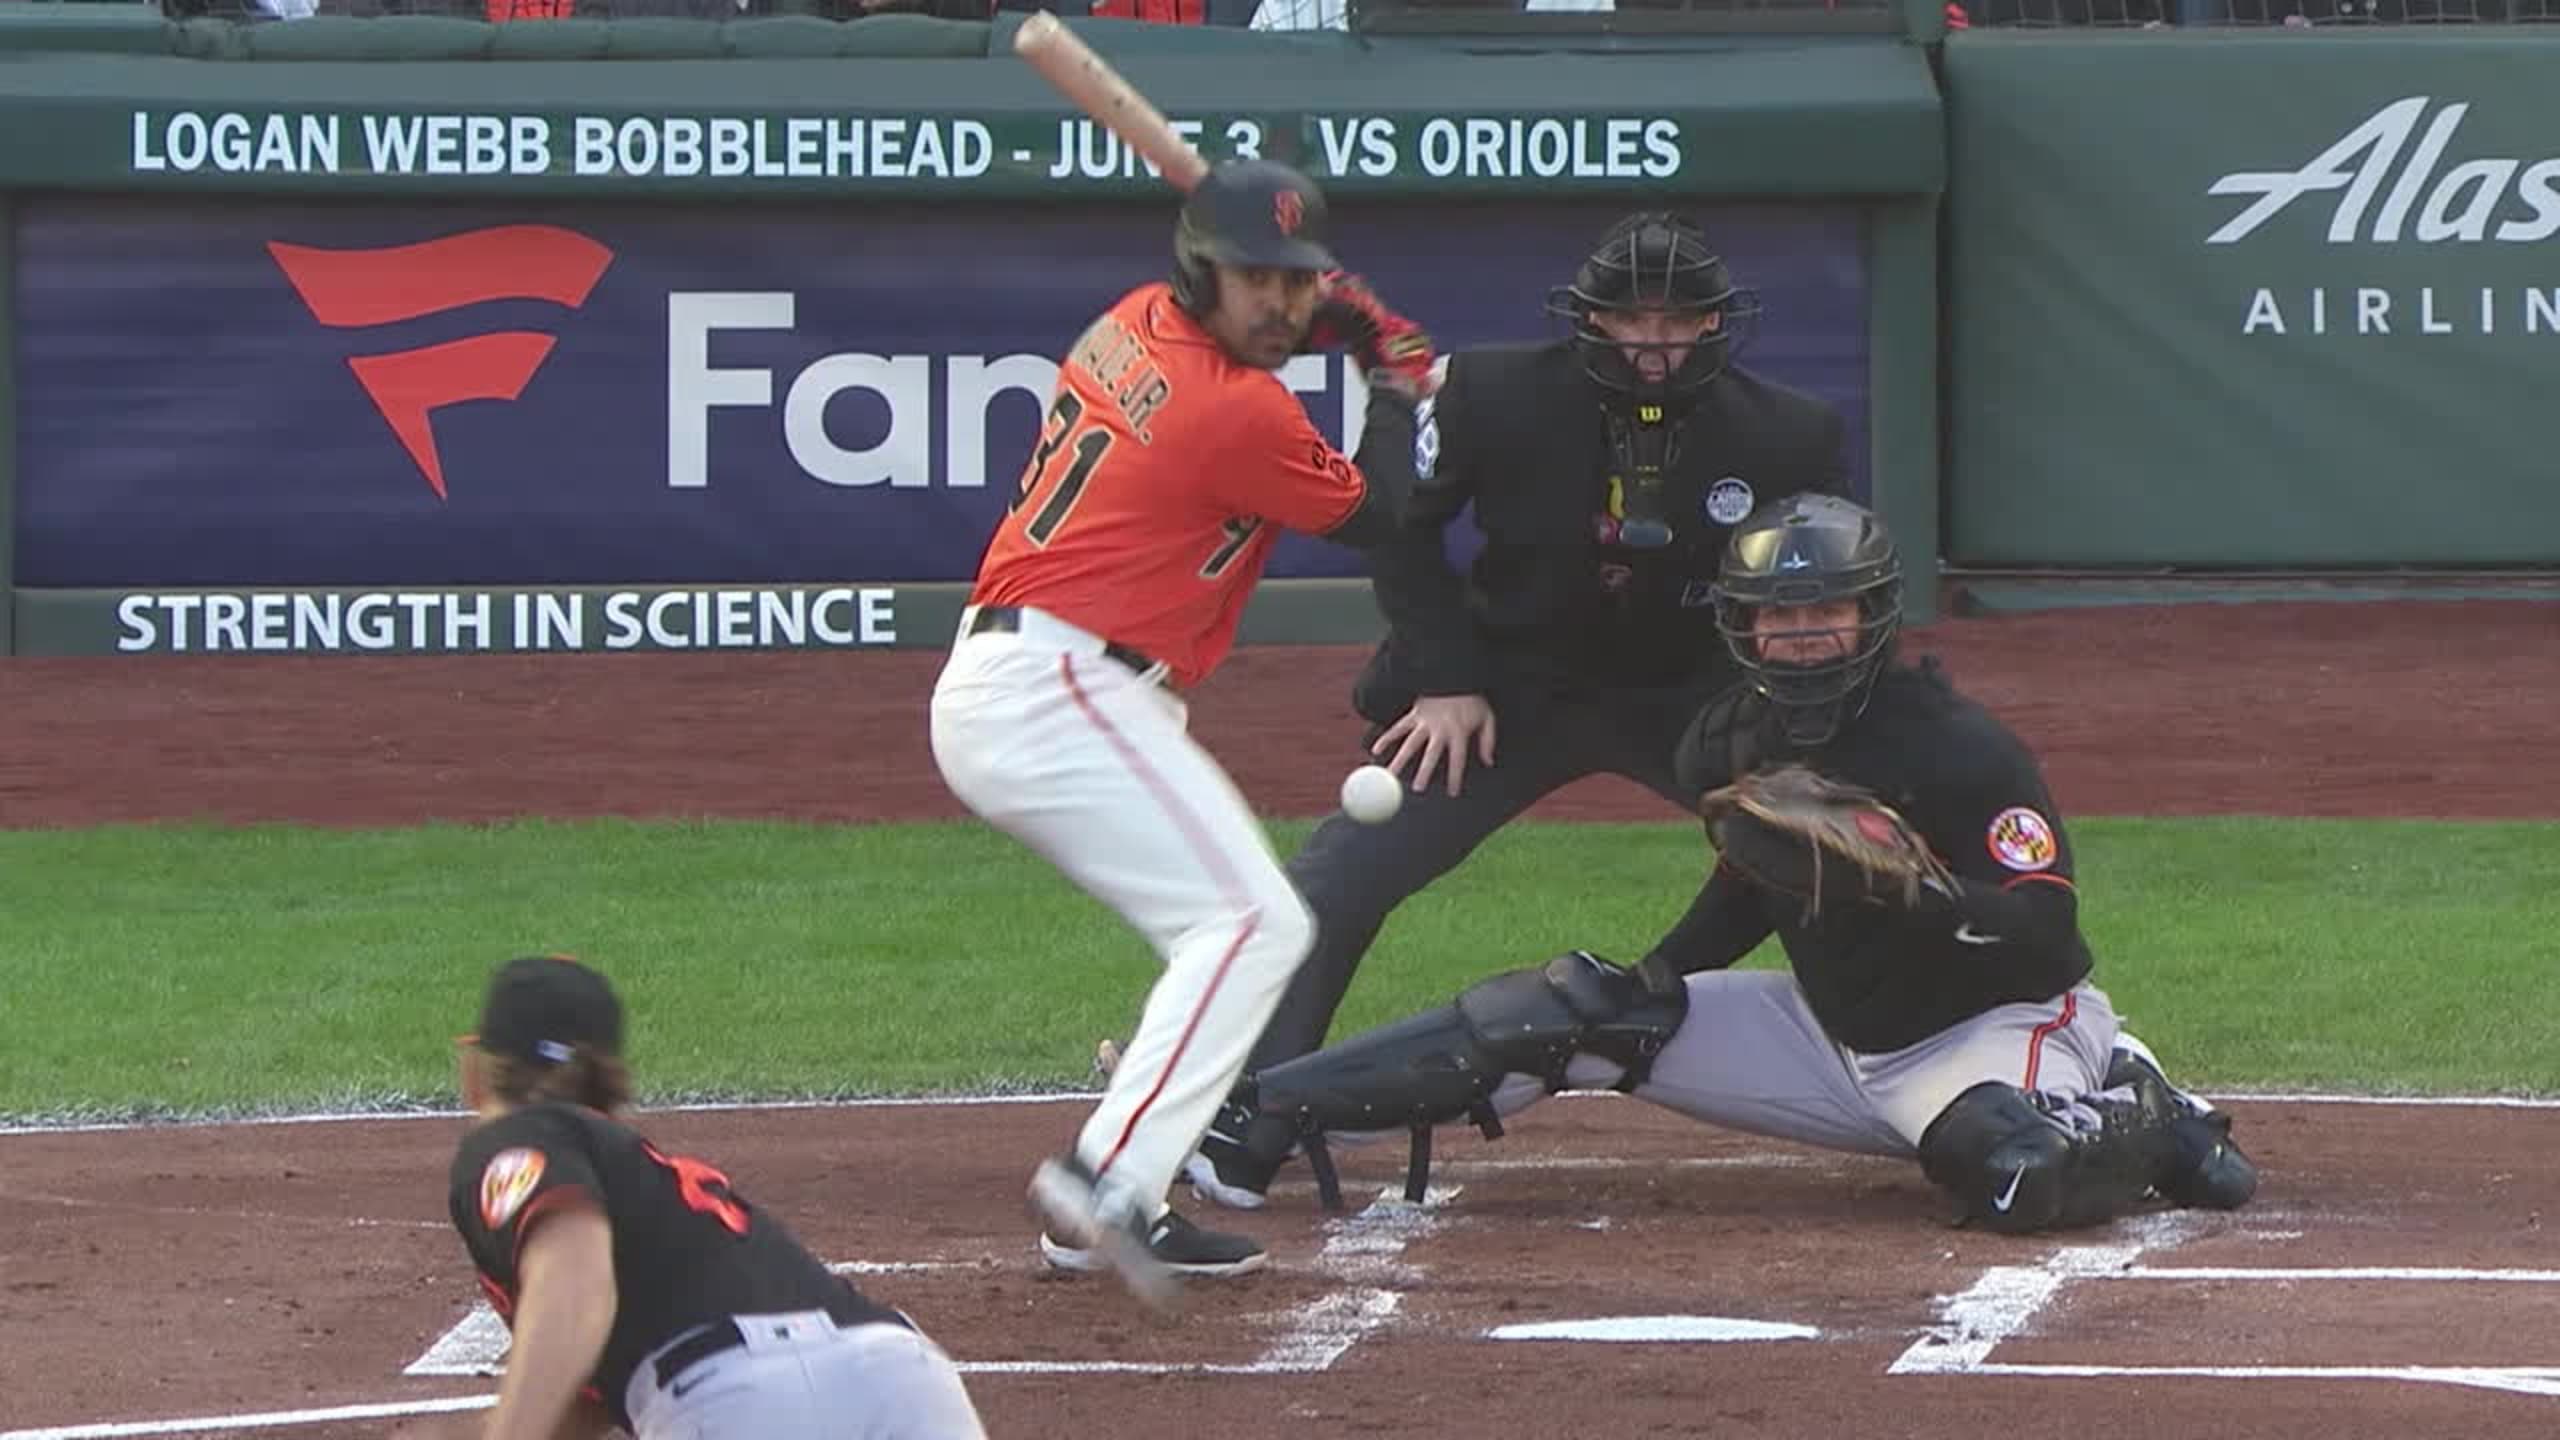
xmin=620 ymin=1311 xmax=985 ymax=1440
xmin=929 ymin=604 xmax=1315 ymax=1218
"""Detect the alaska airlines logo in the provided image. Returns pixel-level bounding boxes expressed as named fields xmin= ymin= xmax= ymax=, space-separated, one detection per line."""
xmin=267 ymin=225 xmax=615 ymax=498
xmin=2206 ymin=97 xmax=2560 ymax=246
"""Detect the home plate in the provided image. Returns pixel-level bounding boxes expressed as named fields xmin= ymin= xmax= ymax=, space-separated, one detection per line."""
xmin=1487 ymin=1316 xmax=1819 ymax=1343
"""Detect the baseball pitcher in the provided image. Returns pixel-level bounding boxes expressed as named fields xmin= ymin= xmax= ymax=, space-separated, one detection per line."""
xmin=423 ymin=956 xmax=985 ymax=1440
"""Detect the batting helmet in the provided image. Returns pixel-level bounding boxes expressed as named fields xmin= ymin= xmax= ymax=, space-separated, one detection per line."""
xmin=1170 ymin=159 xmax=1338 ymax=314
xmin=1709 ymin=495 xmax=1904 ymax=748
xmin=1544 ymin=211 xmax=1759 ymax=400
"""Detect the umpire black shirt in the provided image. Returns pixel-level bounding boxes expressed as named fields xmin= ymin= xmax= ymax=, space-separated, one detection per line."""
xmin=1356 ymin=341 xmax=1848 ymax=722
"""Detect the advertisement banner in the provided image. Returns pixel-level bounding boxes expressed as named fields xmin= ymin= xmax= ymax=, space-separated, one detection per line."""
xmin=1946 ymin=37 xmax=2560 ymax=567
xmin=16 ymin=195 xmax=1871 ymax=591
xmin=112 ymin=108 xmax=1690 ymax=194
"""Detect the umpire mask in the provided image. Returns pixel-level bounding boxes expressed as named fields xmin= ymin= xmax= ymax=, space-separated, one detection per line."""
xmin=1545 ymin=212 xmax=1759 ymax=407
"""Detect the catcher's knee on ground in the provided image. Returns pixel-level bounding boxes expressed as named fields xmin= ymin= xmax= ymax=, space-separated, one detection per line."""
xmin=1222 ymin=950 xmax=1687 ymax=1210
xmin=1917 ymin=1083 xmax=2179 ymax=1235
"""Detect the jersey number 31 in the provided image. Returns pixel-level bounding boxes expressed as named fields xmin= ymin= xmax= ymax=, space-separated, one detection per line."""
xmin=1014 ymin=390 xmax=1261 ymax=579
xmin=1013 ymin=392 xmax=1114 ymax=547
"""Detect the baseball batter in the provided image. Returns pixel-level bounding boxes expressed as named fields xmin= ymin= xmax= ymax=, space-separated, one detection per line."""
xmin=427 ymin=956 xmax=986 ymax=1440
xmin=1202 ymin=498 xmax=2259 ymax=1234
xmin=929 ymin=157 xmax=1433 ymax=1303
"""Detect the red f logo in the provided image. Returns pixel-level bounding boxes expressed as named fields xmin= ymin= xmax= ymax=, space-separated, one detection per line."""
xmin=268 ymin=225 xmax=615 ymax=500
xmin=1272 ymin=190 xmax=1304 ymax=237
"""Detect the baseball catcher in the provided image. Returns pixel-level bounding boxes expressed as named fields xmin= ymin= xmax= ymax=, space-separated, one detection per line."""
xmin=1193 ymin=496 xmax=2258 ymax=1235
xmin=1187 ymin=209 xmax=1852 ymax=1209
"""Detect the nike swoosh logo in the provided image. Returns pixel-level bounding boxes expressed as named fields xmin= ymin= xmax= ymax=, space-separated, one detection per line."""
xmin=1991 ymin=1163 xmax=2028 ymax=1213
xmin=672 ymin=1373 xmax=710 ymax=1399
xmin=1954 ymin=924 xmax=2002 ymax=946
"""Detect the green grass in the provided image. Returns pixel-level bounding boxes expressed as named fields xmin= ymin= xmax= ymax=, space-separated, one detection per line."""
xmin=2 ymin=816 xmax=2555 ymax=1123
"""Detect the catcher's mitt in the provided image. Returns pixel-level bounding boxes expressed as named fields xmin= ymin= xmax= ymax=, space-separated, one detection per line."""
xmin=1699 ymin=764 xmax=1956 ymax=912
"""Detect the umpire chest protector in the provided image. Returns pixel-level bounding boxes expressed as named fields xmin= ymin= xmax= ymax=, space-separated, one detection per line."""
xmin=1449 ymin=346 xmax=1746 ymax=552
xmin=1444 ymin=346 xmax=1830 ymax=661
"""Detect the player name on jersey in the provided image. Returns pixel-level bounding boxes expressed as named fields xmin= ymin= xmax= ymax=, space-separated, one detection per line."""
xmin=1068 ymin=313 xmax=1174 ymax=445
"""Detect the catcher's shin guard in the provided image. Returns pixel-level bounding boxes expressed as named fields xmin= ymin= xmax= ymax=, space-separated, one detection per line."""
xmin=1240 ymin=951 xmax=1687 ymax=1211
xmin=1918 ymin=1083 xmax=2182 ymax=1235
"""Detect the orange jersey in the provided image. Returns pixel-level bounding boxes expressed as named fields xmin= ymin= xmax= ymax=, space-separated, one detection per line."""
xmin=968 ymin=283 xmax=1369 ymax=689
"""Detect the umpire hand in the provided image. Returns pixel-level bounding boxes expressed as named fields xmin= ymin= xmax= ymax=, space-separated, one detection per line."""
xmin=1372 ymin=693 xmax=1497 ymax=798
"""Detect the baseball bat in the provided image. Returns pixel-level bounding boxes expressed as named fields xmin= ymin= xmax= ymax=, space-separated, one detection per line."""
xmin=1012 ymin=11 xmax=1211 ymax=193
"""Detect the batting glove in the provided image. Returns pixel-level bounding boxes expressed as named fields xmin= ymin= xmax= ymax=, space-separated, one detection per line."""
xmin=1308 ymin=271 xmax=1438 ymax=396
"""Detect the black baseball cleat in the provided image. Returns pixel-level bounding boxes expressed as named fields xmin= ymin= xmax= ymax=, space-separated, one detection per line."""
xmin=2107 ymin=1035 xmax=2258 ymax=1211
xmin=1030 ymin=1153 xmax=1265 ymax=1311
xmin=1041 ymin=1207 xmax=1267 ymax=1279
xmin=1029 ymin=1152 xmax=1175 ymax=1311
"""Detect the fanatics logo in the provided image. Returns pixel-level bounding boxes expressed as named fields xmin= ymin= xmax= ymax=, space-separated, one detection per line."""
xmin=267 ymin=224 xmax=615 ymax=500
xmin=1272 ymin=189 xmax=1305 ymax=237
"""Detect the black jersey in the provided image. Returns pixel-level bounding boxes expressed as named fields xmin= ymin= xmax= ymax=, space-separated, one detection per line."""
xmin=1658 ymin=658 xmax=2095 ymax=1054
xmin=1357 ymin=342 xmax=1847 ymax=711
xmin=446 ymin=1102 xmax=899 ymax=1429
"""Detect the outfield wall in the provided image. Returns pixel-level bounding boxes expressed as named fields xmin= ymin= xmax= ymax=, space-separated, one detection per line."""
xmin=0 ymin=14 xmax=2552 ymax=657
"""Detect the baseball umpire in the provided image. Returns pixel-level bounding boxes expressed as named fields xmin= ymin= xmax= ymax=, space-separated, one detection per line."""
xmin=1195 ymin=497 xmax=2259 ymax=1234
xmin=1186 ymin=209 xmax=1848 ymax=1206
xmin=422 ymin=955 xmax=987 ymax=1440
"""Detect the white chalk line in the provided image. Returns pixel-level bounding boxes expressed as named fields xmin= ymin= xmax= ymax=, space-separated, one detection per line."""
xmin=2123 ymin=1266 xmax=2560 ymax=1284
xmin=6 ymin=1086 xmax=2556 ymax=1137
xmin=0 ymin=1395 xmax=495 ymax=1440
xmin=1435 ymin=1152 xmax=1823 ymax=1172
xmin=1889 ymin=1211 xmax=2205 ymax=1375
xmin=403 ymin=1183 xmax=1457 ymax=1383
xmin=0 ymin=1184 xmax=445 ymax=1232
xmin=1249 ymin=1183 xmax=1459 ymax=1372
xmin=1957 ymin=1363 xmax=2560 ymax=1398
xmin=0 ymin=1091 xmax=1103 ymax=1137
xmin=405 ymin=1261 xmax=985 ymax=1376
xmin=1891 ymin=1217 xmax=2560 ymax=1398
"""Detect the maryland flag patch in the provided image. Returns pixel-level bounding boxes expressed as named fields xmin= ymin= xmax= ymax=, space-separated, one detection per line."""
xmin=1986 ymin=807 xmax=2059 ymax=872
xmin=479 ymin=1147 xmax=548 ymax=1230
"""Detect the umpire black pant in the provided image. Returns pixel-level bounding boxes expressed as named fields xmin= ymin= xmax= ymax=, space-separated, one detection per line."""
xmin=1245 ymin=683 xmax=1705 ymax=1075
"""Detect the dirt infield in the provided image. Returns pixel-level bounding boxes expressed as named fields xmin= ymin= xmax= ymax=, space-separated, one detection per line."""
xmin=2 ymin=599 xmax=2556 ymax=1439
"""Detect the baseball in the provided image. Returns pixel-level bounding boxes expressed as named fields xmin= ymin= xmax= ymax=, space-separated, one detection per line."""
xmin=1340 ymin=764 xmax=1404 ymax=825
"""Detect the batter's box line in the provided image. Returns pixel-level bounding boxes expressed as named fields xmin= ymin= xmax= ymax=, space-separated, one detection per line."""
xmin=1891 ymin=1220 xmax=2560 ymax=1399
xmin=404 ymin=1185 xmax=1462 ymax=1379
xmin=1955 ymin=1362 xmax=2560 ymax=1399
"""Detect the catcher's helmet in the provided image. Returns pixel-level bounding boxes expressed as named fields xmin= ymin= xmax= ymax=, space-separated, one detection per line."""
xmin=1709 ymin=494 xmax=1904 ymax=748
xmin=1170 ymin=159 xmax=1338 ymax=314
xmin=1544 ymin=211 xmax=1758 ymax=401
